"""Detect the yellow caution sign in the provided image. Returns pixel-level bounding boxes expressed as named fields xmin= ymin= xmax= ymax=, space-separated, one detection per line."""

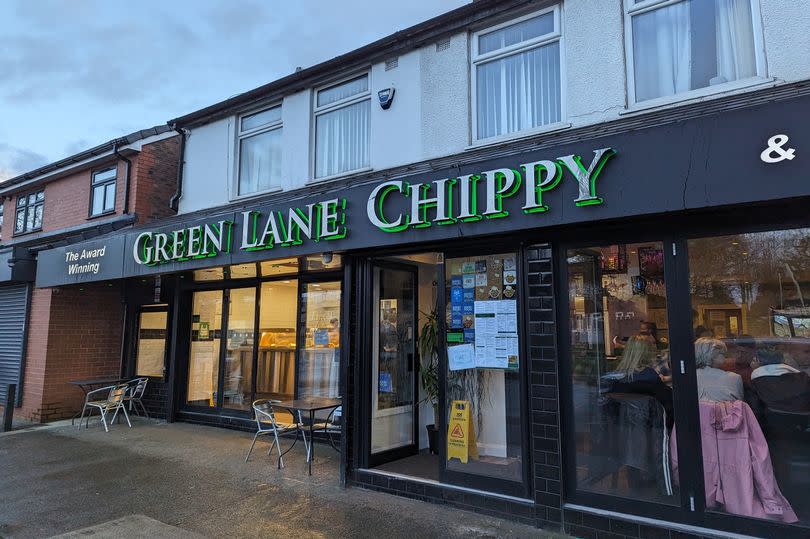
xmin=447 ymin=400 xmax=478 ymax=463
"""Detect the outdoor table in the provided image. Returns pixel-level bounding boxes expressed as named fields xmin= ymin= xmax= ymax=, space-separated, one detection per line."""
xmin=273 ymin=396 xmax=342 ymax=476
xmin=68 ymin=377 xmax=130 ymax=425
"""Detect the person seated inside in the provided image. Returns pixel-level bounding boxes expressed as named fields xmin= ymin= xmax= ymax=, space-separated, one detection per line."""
xmin=751 ymin=347 xmax=810 ymax=413
xmin=695 ymin=337 xmax=744 ymax=401
xmin=603 ymin=334 xmax=673 ymax=418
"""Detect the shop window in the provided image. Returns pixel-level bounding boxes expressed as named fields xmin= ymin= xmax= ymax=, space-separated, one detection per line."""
xmin=444 ymin=252 xmax=523 ymax=482
xmin=223 ymin=287 xmax=256 ymax=410
xmin=314 ymin=74 xmax=370 ymax=179
xmin=626 ymin=0 xmax=761 ymax=103
xmin=14 ymin=190 xmax=44 ymax=234
xmin=237 ymin=105 xmax=282 ymax=196
xmin=566 ymin=242 xmax=678 ymax=504
xmin=298 ymin=281 xmax=342 ymax=398
xmin=193 ymin=267 xmax=225 ymax=282
xmin=187 ymin=290 xmax=223 ymax=407
xmin=227 ymin=263 xmax=257 ymax=279
xmin=90 ymin=167 xmax=116 ymax=216
xmin=472 ymin=7 xmax=561 ymax=141
xmin=257 ymin=280 xmax=298 ymax=402
xmin=304 ymin=253 xmax=342 ymax=272
xmin=135 ymin=310 xmax=168 ymax=378
xmin=687 ymin=229 xmax=810 ymax=526
xmin=260 ymin=257 xmax=299 ymax=277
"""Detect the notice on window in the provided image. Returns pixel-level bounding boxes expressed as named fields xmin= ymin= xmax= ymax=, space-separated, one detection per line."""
xmin=448 ymin=343 xmax=475 ymax=371
xmin=473 ymin=300 xmax=518 ymax=369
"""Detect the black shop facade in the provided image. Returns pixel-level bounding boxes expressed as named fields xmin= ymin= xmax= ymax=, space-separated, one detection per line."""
xmin=35 ymin=91 xmax=810 ymax=538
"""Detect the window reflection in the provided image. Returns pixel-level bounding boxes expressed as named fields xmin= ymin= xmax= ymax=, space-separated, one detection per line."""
xmin=687 ymin=229 xmax=810 ymax=525
xmin=568 ymin=242 xmax=678 ymax=503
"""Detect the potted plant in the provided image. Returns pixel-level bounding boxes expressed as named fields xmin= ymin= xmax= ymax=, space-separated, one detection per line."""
xmin=417 ymin=309 xmax=440 ymax=454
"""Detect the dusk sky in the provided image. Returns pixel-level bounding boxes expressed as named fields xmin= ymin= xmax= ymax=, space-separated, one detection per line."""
xmin=0 ymin=0 xmax=469 ymax=182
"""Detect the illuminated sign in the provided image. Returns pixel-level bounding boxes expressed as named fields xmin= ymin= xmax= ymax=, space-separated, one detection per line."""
xmin=131 ymin=147 xmax=614 ymax=266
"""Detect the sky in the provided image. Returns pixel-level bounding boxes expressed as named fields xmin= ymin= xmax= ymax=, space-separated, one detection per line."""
xmin=0 ymin=0 xmax=469 ymax=182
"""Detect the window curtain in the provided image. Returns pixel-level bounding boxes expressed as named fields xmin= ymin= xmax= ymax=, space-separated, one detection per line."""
xmin=239 ymin=129 xmax=281 ymax=195
xmin=633 ymin=2 xmax=691 ymax=101
xmin=477 ymin=41 xmax=560 ymax=140
xmin=715 ymin=0 xmax=757 ymax=84
xmin=315 ymin=99 xmax=370 ymax=178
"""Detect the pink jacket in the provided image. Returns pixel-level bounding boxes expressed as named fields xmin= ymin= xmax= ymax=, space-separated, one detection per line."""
xmin=671 ymin=400 xmax=797 ymax=523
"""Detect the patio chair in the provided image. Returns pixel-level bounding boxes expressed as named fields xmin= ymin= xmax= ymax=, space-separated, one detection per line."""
xmin=78 ymin=383 xmax=132 ymax=432
xmin=311 ymin=405 xmax=342 ymax=452
xmin=245 ymin=399 xmax=309 ymax=469
xmin=123 ymin=377 xmax=150 ymax=418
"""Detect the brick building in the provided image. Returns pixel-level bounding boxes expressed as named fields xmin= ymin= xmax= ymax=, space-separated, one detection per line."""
xmin=0 ymin=126 xmax=179 ymax=421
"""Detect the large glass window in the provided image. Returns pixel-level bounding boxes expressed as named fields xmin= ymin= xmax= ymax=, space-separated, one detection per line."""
xmin=135 ymin=309 xmax=168 ymax=378
xmin=90 ymin=167 xmax=116 ymax=216
xmin=444 ymin=252 xmax=523 ymax=482
xmin=314 ymin=75 xmax=370 ymax=179
xmin=298 ymin=281 xmax=342 ymax=398
xmin=237 ymin=105 xmax=282 ymax=196
xmin=257 ymin=280 xmax=298 ymax=401
xmin=187 ymin=290 xmax=223 ymax=406
xmin=627 ymin=0 xmax=759 ymax=102
xmin=687 ymin=229 xmax=810 ymax=526
xmin=15 ymin=190 xmax=44 ymax=234
xmin=223 ymin=288 xmax=256 ymax=410
xmin=567 ymin=242 xmax=678 ymax=504
xmin=473 ymin=8 xmax=561 ymax=140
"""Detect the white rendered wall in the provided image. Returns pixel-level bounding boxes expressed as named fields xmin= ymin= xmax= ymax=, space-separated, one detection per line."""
xmin=178 ymin=0 xmax=810 ymax=215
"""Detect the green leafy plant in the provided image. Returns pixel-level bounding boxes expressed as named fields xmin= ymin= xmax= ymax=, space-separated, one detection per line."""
xmin=417 ymin=309 xmax=439 ymax=421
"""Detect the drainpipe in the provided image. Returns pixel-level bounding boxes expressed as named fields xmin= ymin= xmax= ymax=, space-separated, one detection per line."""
xmin=113 ymin=142 xmax=132 ymax=215
xmin=169 ymin=123 xmax=187 ymax=212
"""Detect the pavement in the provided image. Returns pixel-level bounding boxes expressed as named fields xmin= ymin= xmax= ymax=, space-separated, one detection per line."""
xmin=0 ymin=418 xmax=567 ymax=539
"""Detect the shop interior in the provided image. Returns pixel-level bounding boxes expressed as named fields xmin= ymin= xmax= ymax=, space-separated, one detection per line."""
xmin=184 ymin=256 xmax=342 ymax=417
xmin=568 ymin=230 xmax=810 ymax=527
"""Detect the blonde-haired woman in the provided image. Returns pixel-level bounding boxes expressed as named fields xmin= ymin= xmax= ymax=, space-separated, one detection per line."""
xmin=614 ymin=334 xmax=660 ymax=382
xmin=694 ymin=337 xmax=743 ymax=401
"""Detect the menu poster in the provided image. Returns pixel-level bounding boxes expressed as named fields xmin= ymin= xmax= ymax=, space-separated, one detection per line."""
xmin=473 ymin=300 xmax=519 ymax=369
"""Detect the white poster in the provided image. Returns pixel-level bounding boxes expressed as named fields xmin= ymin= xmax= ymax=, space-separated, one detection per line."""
xmin=448 ymin=343 xmax=475 ymax=371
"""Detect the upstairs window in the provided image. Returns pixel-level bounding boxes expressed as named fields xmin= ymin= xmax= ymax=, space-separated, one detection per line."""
xmin=15 ymin=190 xmax=44 ymax=234
xmin=90 ymin=167 xmax=117 ymax=216
xmin=314 ymin=74 xmax=371 ymax=179
xmin=237 ymin=105 xmax=282 ymax=196
xmin=473 ymin=7 xmax=562 ymax=141
xmin=0 ymin=204 xmax=4 ymax=238
xmin=627 ymin=0 xmax=760 ymax=103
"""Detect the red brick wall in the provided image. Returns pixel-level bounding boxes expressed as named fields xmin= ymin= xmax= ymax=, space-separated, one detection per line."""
xmin=130 ymin=135 xmax=180 ymax=224
xmin=16 ymin=283 xmax=124 ymax=422
xmin=16 ymin=288 xmax=52 ymax=421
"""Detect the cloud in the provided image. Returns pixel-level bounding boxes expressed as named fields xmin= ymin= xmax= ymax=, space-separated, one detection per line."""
xmin=0 ymin=143 xmax=48 ymax=182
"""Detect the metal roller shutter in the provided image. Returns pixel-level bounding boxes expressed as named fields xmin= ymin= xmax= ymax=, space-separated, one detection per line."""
xmin=0 ymin=284 xmax=30 ymax=407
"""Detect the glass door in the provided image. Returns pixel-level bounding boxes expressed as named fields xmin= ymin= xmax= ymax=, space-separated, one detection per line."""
xmin=187 ymin=290 xmax=224 ymax=407
xmin=370 ymin=263 xmax=418 ymax=465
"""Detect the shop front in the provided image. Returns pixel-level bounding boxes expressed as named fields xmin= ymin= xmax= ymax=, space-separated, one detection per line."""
xmin=35 ymin=91 xmax=810 ymax=537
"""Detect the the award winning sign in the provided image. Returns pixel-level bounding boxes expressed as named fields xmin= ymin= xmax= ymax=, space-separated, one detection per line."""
xmin=130 ymin=147 xmax=615 ymax=268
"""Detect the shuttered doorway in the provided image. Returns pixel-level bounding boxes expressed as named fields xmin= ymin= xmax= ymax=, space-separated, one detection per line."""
xmin=0 ymin=284 xmax=31 ymax=407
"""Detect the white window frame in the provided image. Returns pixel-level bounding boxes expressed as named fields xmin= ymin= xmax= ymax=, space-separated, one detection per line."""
xmin=89 ymin=166 xmax=117 ymax=217
xmin=311 ymin=72 xmax=372 ymax=182
xmin=470 ymin=5 xmax=566 ymax=145
xmin=623 ymin=0 xmax=768 ymax=109
xmin=233 ymin=103 xmax=283 ymax=200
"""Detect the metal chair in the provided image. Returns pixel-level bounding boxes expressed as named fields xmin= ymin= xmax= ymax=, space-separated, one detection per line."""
xmin=78 ymin=384 xmax=132 ymax=432
xmin=311 ymin=405 xmax=342 ymax=452
xmin=245 ymin=399 xmax=309 ymax=468
xmin=123 ymin=377 xmax=150 ymax=418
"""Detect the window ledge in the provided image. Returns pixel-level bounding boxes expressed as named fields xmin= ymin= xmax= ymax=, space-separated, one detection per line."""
xmin=620 ymin=77 xmax=777 ymax=117
xmin=229 ymin=186 xmax=283 ymax=203
xmin=307 ymin=166 xmax=374 ymax=186
xmin=465 ymin=122 xmax=572 ymax=152
xmin=87 ymin=210 xmax=117 ymax=221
